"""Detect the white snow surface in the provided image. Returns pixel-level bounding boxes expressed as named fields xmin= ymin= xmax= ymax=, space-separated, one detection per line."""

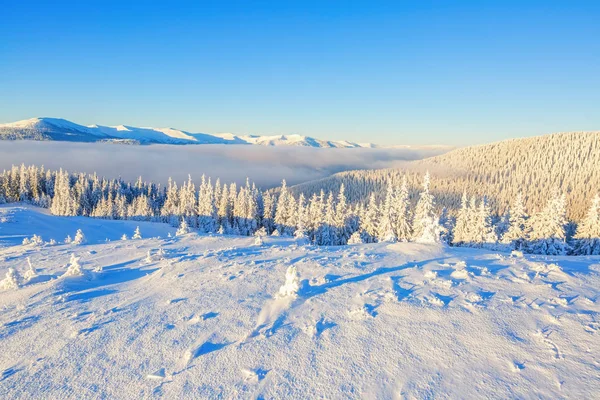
xmin=1 ymin=205 xmax=599 ymax=398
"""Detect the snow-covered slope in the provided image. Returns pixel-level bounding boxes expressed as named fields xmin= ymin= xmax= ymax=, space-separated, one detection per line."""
xmin=289 ymin=131 xmax=600 ymax=220
xmin=1 ymin=205 xmax=599 ymax=398
xmin=0 ymin=117 xmax=386 ymax=148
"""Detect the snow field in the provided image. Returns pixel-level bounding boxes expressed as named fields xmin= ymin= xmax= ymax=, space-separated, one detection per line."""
xmin=0 ymin=206 xmax=599 ymax=398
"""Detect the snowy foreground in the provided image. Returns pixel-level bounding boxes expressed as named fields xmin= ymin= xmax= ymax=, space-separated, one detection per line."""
xmin=1 ymin=206 xmax=599 ymax=399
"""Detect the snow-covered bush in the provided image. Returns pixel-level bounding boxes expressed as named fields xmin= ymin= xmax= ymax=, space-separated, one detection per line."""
xmin=294 ymin=228 xmax=309 ymax=245
xmin=23 ymin=257 xmax=38 ymax=281
xmin=1 ymin=268 xmax=21 ymax=289
xmin=271 ymin=229 xmax=281 ymax=237
xmin=254 ymin=227 xmax=267 ymax=245
xmin=121 ymin=234 xmax=128 ymax=241
xmin=72 ymin=229 xmax=86 ymax=245
xmin=156 ymin=247 xmax=166 ymax=260
xmin=277 ymin=266 xmax=300 ymax=298
xmin=217 ymin=225 xmax=225 ymax=235
xmin=145 ymin=250 xmax=153 ymax=263
xmin=22 ymin=234 xmax=43 ymax=246
xmin=176 ymin=218 xmax=190 ymax=236
xmin=348 ymin=231 xmax=364 ymax=244
xmin=132 ymin=226 xmax=142 ymax=240
xmin=64 ymin=235 xmax=73 ymax=244
xmin=64 ymin=254 xmax=84 ymax=277
xmin=48 ymin=239 xmax=57 ymax=246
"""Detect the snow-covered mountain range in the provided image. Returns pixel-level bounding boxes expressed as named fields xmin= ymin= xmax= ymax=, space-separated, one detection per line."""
xmin=0 ymin=117 xmax=389 ymax=148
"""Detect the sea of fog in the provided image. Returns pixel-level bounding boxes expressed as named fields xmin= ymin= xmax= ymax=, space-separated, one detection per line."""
xmin=0 ymin=141 xmax=450 ymax=188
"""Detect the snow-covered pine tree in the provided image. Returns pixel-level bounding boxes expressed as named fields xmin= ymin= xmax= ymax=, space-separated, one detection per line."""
xmin=217 ymin=184 xmax=231 ymax=233
xmin=197 ymin=176 xmax=217 ymax=233
xmin=335 ymin=184 xmax=351 ymax=244
xmin=274 ymin=180 xmax=291 ymax=235
xmin=573 ymin=194 xmax=600 ymax=255
xmin=452 ymin=191 xmax=469 ymax=246
xmin=161 ymin=178 xmax=180 ymax=226
xmin=501 ymin=193 xmax=528 ymax=250
xmin=178 ymin=175 xmax=197 ymax=228
xmin=176 ymin=218 xmax=191 ymax=236
xmin=262 ymin=191 xmax=276 ymax=234
xmin=72 ymin=229 xmax=86 ymax=245
xmin=412 ymin=172 xmax=441 ymax=243
xmin=394 ymin=176 xmax=412 ymax=241
xmin=132 ymin=226 xmax=142 ymax=240
xmin=473 ymin=197 xmax=496 ymax=247
xmin=361 ymin=193 xmax=380 ymax=243
xmin=377 ymin=181 xmax=396 ymax=242
xmin=315 ymin=192 xmax=336 ymax=245
xmin=527 ymin=192 xmax=568 ymax=255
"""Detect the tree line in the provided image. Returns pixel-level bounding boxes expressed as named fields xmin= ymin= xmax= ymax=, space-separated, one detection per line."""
xmin=0 ymin=164 xmax=598 ymax=255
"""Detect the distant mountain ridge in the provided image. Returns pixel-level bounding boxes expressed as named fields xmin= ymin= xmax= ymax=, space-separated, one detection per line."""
xmin=0 ymin=117 xmax=438 ymax=149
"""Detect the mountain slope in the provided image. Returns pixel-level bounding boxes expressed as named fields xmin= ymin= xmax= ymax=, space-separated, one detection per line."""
xmin=0 ymin=117 xmax=388 ymax=148
xmin=289 ymin=131 xmax=600 ymax=220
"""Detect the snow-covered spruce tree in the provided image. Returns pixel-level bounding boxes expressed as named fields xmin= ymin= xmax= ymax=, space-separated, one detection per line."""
xmin=315 ymin=192 xmax=336 ymax=245
xmin=50 ymin=169 xmax=78 ymax=216
xmin=64 ymin=235 xmax=73 ymax=244
xmin=412 ymin=172 xmax=442 ymax=243
xmin=501 ymin=193 xmax=529 ymax=250
xmin=471 ymin=197 xmax=497 ymax=247
xmin=72 ymin=229 xmax=86 ymax=245
xmin=132 ymin=226 xmax=142 ymax=240
xmin=394 ymin=176 xmax=412 ymax=241
xmin=262 ymin=191 xmax=276 ymax=234
xmin=334 ymin=184 xmax=351 ymax=244
xmin=197 ymin=175 xmax=217 ymax=233
xmin=274 ymin=180 xmax=294 ymax=235
xmin=452 ymin=191 xmax=469 ymax=246
xmin=573 ymin=194 xmax=600 ymax=255
xmin=377 ymin=181 xmax=397 ymax=243
xmin=178 ymin=175 xmax=197 ymax=228
xmin=307 ymin=191 xmax=324 ymax=243
xmin=1 ymin=268 xmax=21 ymax=289
xmin=161 ymin=178 xmax=180 ymax=226
xmin=176 ymin=218 xmax=191 ymax=236
xmin=439 ymin=207 xmax=454 ymax=244
xmin=360 ymin=193 xmax=380 ymax=243
xmin=526 ymin=192 xmax=569 ymax=255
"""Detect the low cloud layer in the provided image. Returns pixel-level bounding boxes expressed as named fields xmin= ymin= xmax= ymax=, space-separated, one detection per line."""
xmin=0 ymin=141 xmax=450 ymax=188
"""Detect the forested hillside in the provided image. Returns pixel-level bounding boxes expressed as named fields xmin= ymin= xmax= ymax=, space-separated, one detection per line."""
xmin=2 ymin=164 xmax=599 ymax=255
xmin=289 ymin=131 xmax=600 ymax=220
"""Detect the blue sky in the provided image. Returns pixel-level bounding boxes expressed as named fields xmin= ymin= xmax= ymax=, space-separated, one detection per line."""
xmin=1 ymin=1 xmax=599 ymax=145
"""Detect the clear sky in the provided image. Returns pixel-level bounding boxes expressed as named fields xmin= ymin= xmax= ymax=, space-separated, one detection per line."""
xmin=1 ymin=1 xmax=599 ymax=146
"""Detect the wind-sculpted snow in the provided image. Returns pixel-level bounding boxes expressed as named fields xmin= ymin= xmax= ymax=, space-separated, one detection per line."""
xmin=1 ymin=206 xmax=599 ymax=398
